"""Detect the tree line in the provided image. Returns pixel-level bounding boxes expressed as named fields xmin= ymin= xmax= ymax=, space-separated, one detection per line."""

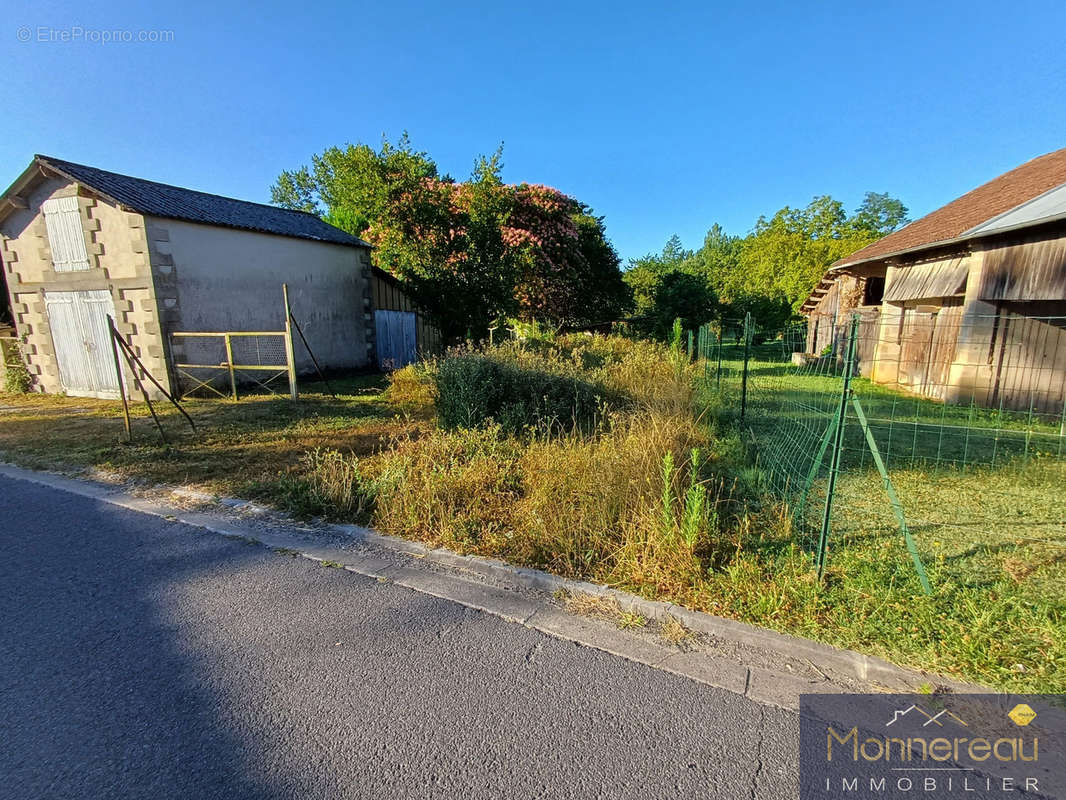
xmin=272 ymin=135 xmax=909 ymax=342
xmin=624 ymin=193 xmax=909 ymax=338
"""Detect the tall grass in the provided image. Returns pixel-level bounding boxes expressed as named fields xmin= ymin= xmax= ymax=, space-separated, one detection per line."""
xmin=434 ymin=351 xmax=613 ymax=436
xmin=291 ymin=331 xmax=1066 ymax=692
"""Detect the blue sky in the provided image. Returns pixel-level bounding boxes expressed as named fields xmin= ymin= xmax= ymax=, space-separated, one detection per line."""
xmin=3 ymin=0 xmax=1065 ymax=263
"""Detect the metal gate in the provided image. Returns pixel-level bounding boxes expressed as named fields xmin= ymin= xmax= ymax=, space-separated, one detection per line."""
xmin=43 ymin=289 xmax=120 ymax=397
xmin=374 ymin=310 xmax=417 ymax=369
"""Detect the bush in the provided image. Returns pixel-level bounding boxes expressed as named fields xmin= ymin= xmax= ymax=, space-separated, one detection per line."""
xmin=2 ymin=339 xmax=32 ymax=394
xmin=434 ymin=352 xmax=612 ymax=436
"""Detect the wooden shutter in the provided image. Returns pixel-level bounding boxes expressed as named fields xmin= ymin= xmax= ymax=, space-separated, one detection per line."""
xmin=41 ymin=196 xmax=90 ymax=272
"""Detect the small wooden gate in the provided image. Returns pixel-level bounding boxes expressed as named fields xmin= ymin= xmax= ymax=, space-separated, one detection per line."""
xmin=374 ymin=310 xmax=417 ymax=369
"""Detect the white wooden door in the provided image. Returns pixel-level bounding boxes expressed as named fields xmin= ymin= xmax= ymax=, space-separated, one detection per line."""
xmin=374 ymin=310 xmax=417 ymax=369
xmin=44 ymin=290 xmax=121 ymax=397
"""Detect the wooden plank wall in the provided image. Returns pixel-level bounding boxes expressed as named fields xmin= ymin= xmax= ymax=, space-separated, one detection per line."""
xmin=979 ymin=233 xmax=1066 ymax=302
xmin=371 ymin=273 xmax=442 ymax=357
xmin=983 ymin=304 xmax=1066 ymax=415
xmin=806 ymin=281 xmax=839 ymax=354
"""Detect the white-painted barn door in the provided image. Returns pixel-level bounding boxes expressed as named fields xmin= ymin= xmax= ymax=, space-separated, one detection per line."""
xmin=44 ymin=290 xmax=121 ymax=397
xmin=374 ymin=310 xmax=417 ymax=370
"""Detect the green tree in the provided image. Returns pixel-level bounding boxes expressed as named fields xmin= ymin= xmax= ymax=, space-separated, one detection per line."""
xmin=685 ymin=223 xmax=743 ymax=301
xmin=395 ymin=151 xmax=519 ymax=341
xmin=622 ymin=262 xmax=661 ymax=319
xmin=272 ymin=133 xmax=440 ymax=234
xmin=852 ymin=191 xmax=910 ymax=235
xmin=624 ymin=190 xmax=907 ymax=334
xmin=274 ymin=135 xmax=629 ymax=339
xmin=660 ymin=234 xmax=691 ymax=267
xmin=571 ymin=212 xmax=632 ymax=325
xmin=647 ymin=271 xmax=717 ymax=339
xmin=736 ymin=195 xmax=882 ymax=312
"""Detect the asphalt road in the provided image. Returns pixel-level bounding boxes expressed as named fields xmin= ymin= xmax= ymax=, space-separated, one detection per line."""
xmin=0 ymin=474 xmax=799 ymax=799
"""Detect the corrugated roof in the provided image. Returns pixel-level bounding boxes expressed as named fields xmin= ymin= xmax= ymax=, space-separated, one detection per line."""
xmin=833 ymin=146 xmax=1066 ymax=269
xmin=30 ymin=155 xmax=371 ymax=248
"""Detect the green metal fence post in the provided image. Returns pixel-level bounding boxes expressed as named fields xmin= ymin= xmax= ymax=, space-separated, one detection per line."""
xmin=715 ymin=327 xmax=723 ymax=390
xmin=740 ymin=313 xmax=753 ymax=422
xmin=816 ymin=314 xmax=858 ymax=581
xmin=687 ymin=330 xmax=694 ymax=361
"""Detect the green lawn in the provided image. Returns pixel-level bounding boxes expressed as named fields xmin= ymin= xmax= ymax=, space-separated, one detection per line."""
xmin=693 ymin=343 xmax=1066 ymax=689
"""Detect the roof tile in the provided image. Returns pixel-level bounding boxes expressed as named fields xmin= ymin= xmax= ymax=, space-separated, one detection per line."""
xmin=834 ymin=146 xmax=1066 ymax=268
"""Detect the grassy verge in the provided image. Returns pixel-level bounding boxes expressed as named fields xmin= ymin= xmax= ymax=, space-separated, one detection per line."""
xmin=0 ymin=374 xmax=420 ymax=504
xmin=301 ymin=336 xmax=1064 ymax=691
xmin=1 ymin=340 xmax=1063 ymax=691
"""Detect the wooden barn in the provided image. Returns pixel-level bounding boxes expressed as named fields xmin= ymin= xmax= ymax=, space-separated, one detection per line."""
xmin=801 ymin=147 xmax=1066 ymax=413
xmin=370 ymin=267 xmax=441 ymax=369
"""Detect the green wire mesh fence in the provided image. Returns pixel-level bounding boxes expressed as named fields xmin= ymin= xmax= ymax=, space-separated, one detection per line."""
xmin=692 ymin=309 xmax=1066 ymax=593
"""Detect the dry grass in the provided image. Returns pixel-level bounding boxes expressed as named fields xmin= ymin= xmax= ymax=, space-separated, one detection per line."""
xmin=384 ymin=364 xmax=437 ymax=411
xmin=0 ymin=374 xmax=416 ymax=499
xmin=560 ymin=592 xmax=645 ymax=631
xmin=562 ymin=592 xmax=621 ymax=619
xmin=658 ymin=614 xmax=693 ymax=645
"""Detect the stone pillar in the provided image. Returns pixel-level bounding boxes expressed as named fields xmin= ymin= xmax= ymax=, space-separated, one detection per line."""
xmin=945 ymin=246 xmax=995 ymax=406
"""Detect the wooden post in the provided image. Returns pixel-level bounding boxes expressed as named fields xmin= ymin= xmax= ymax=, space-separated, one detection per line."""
xmin=106 ymin=315 xmax=132 ymax=443
xmin=223 ymin=334 xmax=238 ymax=401
xmin=282 ymin=284 xmax=298 ymax=401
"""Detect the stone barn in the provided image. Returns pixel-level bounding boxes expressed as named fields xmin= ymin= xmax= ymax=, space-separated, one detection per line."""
xmin=0 ymin=155 xmax=376 ymax=398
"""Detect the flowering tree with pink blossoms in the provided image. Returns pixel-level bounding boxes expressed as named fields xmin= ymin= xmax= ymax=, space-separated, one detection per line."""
xmin=272 ymin=136 xmax=631 ymax=341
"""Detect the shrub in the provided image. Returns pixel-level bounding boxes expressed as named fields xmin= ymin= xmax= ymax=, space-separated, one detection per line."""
xmin=497 ymin=334 xmax=696 ymax=416
xmin=2 ymin=339 xmax=32 ymax=394
xmin=434 ymin=352 xmax=611 ymax=436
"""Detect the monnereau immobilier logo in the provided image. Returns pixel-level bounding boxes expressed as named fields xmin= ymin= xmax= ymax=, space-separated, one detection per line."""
xmin=799 ymin=694 xmax=1066 ymax=799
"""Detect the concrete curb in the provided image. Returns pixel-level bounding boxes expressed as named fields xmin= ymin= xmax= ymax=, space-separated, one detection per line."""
xmin=0 ymin=463 xmax=983 ymax=709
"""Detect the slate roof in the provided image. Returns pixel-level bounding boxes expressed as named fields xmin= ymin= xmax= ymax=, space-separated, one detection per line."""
xmin=32 ymin=155 xmax=371 ymax=248
xmin=832 ymin=146 xmax=1066 ymax=270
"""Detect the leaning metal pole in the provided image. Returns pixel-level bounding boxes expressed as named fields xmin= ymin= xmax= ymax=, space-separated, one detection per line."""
xmin=815 ymin=314 xmax=858 ymax=581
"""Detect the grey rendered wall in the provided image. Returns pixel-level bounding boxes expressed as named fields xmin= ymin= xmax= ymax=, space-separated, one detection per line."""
xmin=147 ymin=216 xmax=373 ymax=376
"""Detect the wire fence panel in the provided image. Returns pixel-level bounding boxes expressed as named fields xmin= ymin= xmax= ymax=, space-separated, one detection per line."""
xmin=692 ymin=310 xmax=1066 ymax=591
xmin=170 ymin=331 xmax=293 ymax=400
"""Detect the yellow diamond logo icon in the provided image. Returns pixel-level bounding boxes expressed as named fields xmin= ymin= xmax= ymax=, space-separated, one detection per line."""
xmin=1008 ymin=703 xmax=1037 ymax=726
